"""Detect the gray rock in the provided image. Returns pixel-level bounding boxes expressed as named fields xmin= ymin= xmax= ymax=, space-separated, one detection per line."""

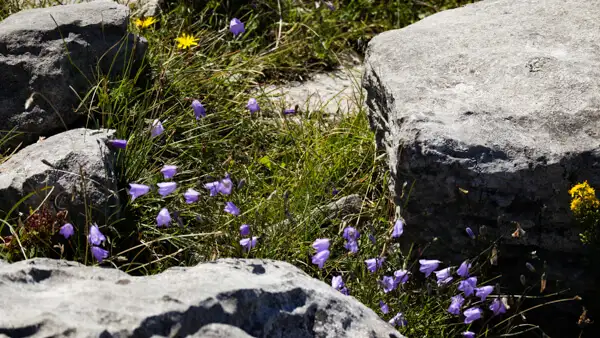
xmin=312 ymin=194 xmax=363 ymax=222
xmin=363 ymin=0 xmax=599 ymax=292
xmin=16 ymin=0 xmax=164 ymax=17
xmin=0 ymin=258 xmax=404 ymax=338
xmin=0 ymin=0 xmax=146 ymax=148
xmin=0 ymin=128 xmax=119 ymax=226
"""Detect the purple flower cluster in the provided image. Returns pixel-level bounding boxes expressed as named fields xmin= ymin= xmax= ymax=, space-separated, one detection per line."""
xmin=311 ymin=238 xmax=330 ymax=269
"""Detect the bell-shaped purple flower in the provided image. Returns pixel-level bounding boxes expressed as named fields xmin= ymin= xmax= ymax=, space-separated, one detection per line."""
xmin=458 ymin=276 xmax=477 ymax=297
xmin=151 ymin=119 xmax=164 ymax=138
xmin=192 ymin=100 xmax=206 ymax=119
xmin=462 ymin=331 xmax=475 ymax=338
xmin=345 ymin=239 xmax=359 ymax=253
xmin=128 ymin=183 xmax=150 ymax=201
xmin=240 ymin=224 xmax=250 ymax=236
xmin=88 ymin=224 xmax=106 ymax=246
xmin=332 ymin=275 xmax=344 ymax=290
xmin=457 ymin=260 xmax=471 ymax=278
xmin=388 ymin=312 xmax=407 ymax=327
xmin=380 ymin=300 xmax=389 ymax=314
xmin=246 ymin=98 xmax=259 ymax=113
xmin=204 ymin=181 xmax=220 ymax=196
xmin=218 ymin=175 xmax=233 ymax=195
xmin=156 ymin=208 xmax=171 ymax=227
xmin=224 ymin=201 xmax=241 ymax=216
xmin=240 ymin=236 xmax=258 ymax=252
xmin=475 ymin=285 xmax=494 ymax=301
xmin=312 ymin=238 xmax=330 ymax=252
xmin=419 ymin=259 xmax=441 ymax=277
xmin=108 ymin=139 xmax=127 ymax=149
xmin=311 ymin=249 xmax=330 ymax=269
xmin=59 ymin=223 xmax=74 ymax=239
xmin=183 ymin=188 xmax=200 ymax=204
xmin=381 ymin=276 xmax=396 ymax=293
xmin=391 ymin=219 xmax=404 ymax=237
xmin=365 ymin=257 xmax=385 ymax=273
xmin=343 ymin=227 xmax=360 ymax=241
xmin=394 ymin=269 xmax=410 ymax=285
xmin=448 ymin=294 xmax=464 ymax=315
xmin=229 ymin=18 xmax=245 ymax=36
xmin=435 ymin=267 xmax=453 ymax=285
xmin=489 ymin=298 xmax=507 ymax=316
xmin=283 ymin=108 xmax=296 ymax=115
xmin=157 ymin=182 xmax=177 ymax=196
xmin=161 ymin=165 xmax=177 ymax=179
xmin=91 ymin=246 xmax=109 ymax=262
xmin=466 ymin=227 xmax=476 ymax=239
xmin=525 ymin=262 xmax=536 ymax=272
xmin=463 ymin=307 xmax=482 ymax=324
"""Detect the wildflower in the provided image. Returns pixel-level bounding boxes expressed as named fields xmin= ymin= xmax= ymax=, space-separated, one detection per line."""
xmin=343 ymin=226 xmax=360 ymax=253
xmin=332 ymin=275 xmax=344 ymax=290
xmin=463 ymin=307 xmax=482 ymax=324
xmin=175 ymin=33 xmax=199 ymax=49
xmin=525 ymin=262 xmax=536 ymax=272
xmin=419 ymin=259 xmax=441 ymax=277
xmin=240 ymin=236 xmax=258 ymax=252
xmin=381 ymin=276 xmax=396 ymax=293
xmin=311 ymin=249 xmax=330 ymax=269
xmin=489 ymin=298 xmax=507 ymax=316
xmin=59 ymin=223 xmax=74 ymax=239
xmin=457 ymin=260 xmax=471 ymax=278
xmin=475 ymin=285 xmax=494 ymax=301
xmin=312 ymin=238 xmax=330 ymax=252
xmin=157 ymin=182 xmax=177 ymax=197
xmin=391 ymin=219 xmax=404 ymax=238
xmin=229 ymin=18 xmax=245 ymax=36
xmin=240 ymin=224 xmax=250 ymax=236
xmin=365 ymin=257 xmax=384 ymax=273
xmin=466 ymin=227 xmax=476 ymax=239
xmin=160 ymin=165 xmax=177 ymax=179
xmin=224 ymin=202 xmax=241 ymax=216
xmin=246 ymin=98 xmax=260 ymax=113
xmin=128 ymin=183 xmax=150 ymax=201
xmin=332 ymin=187 xmax=339 ymax=195
xmin=219 ymin=175 xmax=233 ymax=195
xmin=108 ymin=139 xmax=127 ymax=149
xmin=394 ymin=269 xmax=410 ymax=285
xmin=380 ymin=301 xmax=389 ymax=314
xmin=368 ymin=233 xmax=376 ymax=244
xmin=183 ymin=188 xmax=200 ymax=204
xmin=135 ymin=17 xmax=156 ymax=28
xmin=151 ymin=119 xmax=164 ymax=137
xmin=283 ymin=108 xmax=296 ymax=115
xmin=88 ymin=224 xmax=106 ymax=245
xmin=134 ymin=18 xmax=143 ymax=28
xmin=388 ymin=312 xmax=407 ymax=327
xmin=204 ymin=181 xmax=220 ymax=196
xmin=462 ymin=332 xmax=475 ymax=338
xmin=448 ymin=294 xmax=464 ymax=315
xmin=192 ymin=100 xmax=206 ymax=119
xmin=91 ymin=246 xmax=109 ymax=262
xmin=458 ymin=276 xmax=477 ymax=297
xmin=345 ymin=239 xmax=359 ymax=253
xmin=435 ymin=267 xmax=453 ymax=285
xmin=156 ymin=208 xmax=171 ymax=227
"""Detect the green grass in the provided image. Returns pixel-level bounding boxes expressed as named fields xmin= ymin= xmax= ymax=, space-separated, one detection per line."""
xmin=0 ymin=0 xmax=584 ymax=337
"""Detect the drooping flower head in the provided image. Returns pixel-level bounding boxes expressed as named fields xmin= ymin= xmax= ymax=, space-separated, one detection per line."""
xmin=175 ymin=33 xmax=199 ymax=49
xmin=246 ymin=98 xmax=259 ymax=113
xmin=458 ymin=276 xmax=477 ymax=297
xmin=466 ymin=227 xmax=476 ymax=239
xmin=240 ymin=237 xmax=258 ymax=252
xmin=204 ymin=181 xmax=220 ymax=196
xmin=345 ymin=239 xmax=359 ymax=253
xmin=380 ymin=301 xmax=389 ymax=314
xmin=463 ymin=307 xmax=482 ymax=324
xmin=419 ymin=259 xmax=441 ymax=277
xmin=394 ymin=269 xmax=410 ymax=285
xmin=156 ymin=208 xmax=171 ymax=227
xmin=381 ymin=276 xmax=396 ymax=293
xmin=388 ymin=312 xmax=407 ymax=327
xmin=128 ymin=183 xmax=150 ymax=201
xmin=391 ymin=219 xmax=404 ymax=238
xmin=91 ymin=246 xmax=109 ymax=262
xmin=219 ymin=175 xmax=233 ymax=195
xmin=457 ymin=260 xmax=471 ymax=278
xmin=312 ymin=238 xmax=330 ymax=252
xmin=59 ymin=223 xmax=74 ymax=239
xmin=332 ymin=276 xmax=344 ymax=290
xmin=192 ymin=100 xmax=206 ymax=119
xmin=108 ymin=139 xmax=127 ymax=149
xmin=525 ymin=262 xmax=536 ymax=272
xmin=151 ymin=119 xmax=164 ymax=138
xmin=157 ymin=182 xmax=177 ymax=197
xmin=224 ymin=201 xmax=241 ymax=216
xmin=88 ymin=224 xmax=106 ymax=246
xmin=311 ymin=250 xmax=330 ymax=269
xmin=435 ymin=267 xmax=453 ymax=285
xmin=343 ymin=227 xmax=360 ymax=241
xmin=229 ymin=18 xmax=245 ymax=36
xmin=160 ymin=165 xmax=177 ymax=179
xmin=462 ymin=331 xmax=475 ymax=338
xmin=183 ymin=188 xmax=200 ymax=204
xmin=475 ymin=285 xmax=494 ymax=301
xmin=489 ymin=298 xmax=507 ymax=316
xmin=239 ymin=224 xmax=250 ymax=236
xmin=365 ymin=257 xmax=385 ymax=273
xmin=447 ymin=294 xmax=464 ymax=315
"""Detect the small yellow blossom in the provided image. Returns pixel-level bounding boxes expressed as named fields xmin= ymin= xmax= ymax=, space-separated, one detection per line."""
xmin=175 ymin=33 xmax=199 ymax=49
xmin=134 ymin=18 xmax=144 ymax=28
xmin=134 ymin=17 xmax=157 ymax=29
xmin=569 ymin=181 xmax=595 ymax=198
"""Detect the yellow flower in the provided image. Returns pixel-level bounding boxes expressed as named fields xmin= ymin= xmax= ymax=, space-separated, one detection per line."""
xmin=569 ymin=181 xmax=595 ymax=198
xmin=175 ymin=33 xmax=199 ymax=49
xmin=141 ymin=17 xmax=157 ymax=28
xmin=571 ymin=197 xmax=582 ymax=213
xmin=134 ymin=18 xmax=144 ymax=28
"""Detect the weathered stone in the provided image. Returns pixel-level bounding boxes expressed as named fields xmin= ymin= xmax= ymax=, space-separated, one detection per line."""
xmin=312 ymin=194 xmax=363 ymax=221
xmin=0 ymin=1 xmax=146 ymax=148
xmin=363 ymin=0 xmax=599 ymax=309
xmin=0 ymin=258 xmax=404 ymax=338
xmin=16 ymin=0 xmax=164 ymax=17
xmin=0 ymin=128 xmax=119 ymax=226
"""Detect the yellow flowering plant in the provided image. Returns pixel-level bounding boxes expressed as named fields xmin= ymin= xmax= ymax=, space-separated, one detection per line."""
xmin=569 ymin=181 xmax=600 ymax=244
xmin=134 ymin=17 xmax=157 ymax=29
xmin=174 ymin=33 xmax=199 ymax=50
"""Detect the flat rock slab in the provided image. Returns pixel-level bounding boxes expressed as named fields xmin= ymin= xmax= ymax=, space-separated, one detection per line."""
xmin=16 ymin=0 xmax=164 ymax=17
xmin=0 ymin=128 xmax=119 ymax=226
xmin=363 ymin=0 xmax=600 ymax=290
xmin=0 ymin=258 xmax=404 ymax=338
xmin=0 ymin=0 xmax=146 ymax=148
